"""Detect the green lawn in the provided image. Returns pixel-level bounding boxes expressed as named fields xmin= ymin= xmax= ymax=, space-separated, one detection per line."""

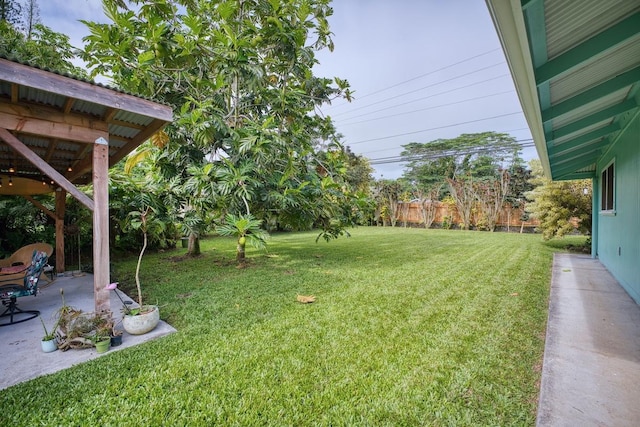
xmin=1 ymin=228 xmax=576 ymax=425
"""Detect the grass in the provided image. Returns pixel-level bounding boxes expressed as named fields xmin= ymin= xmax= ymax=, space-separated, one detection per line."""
xmin=0 ymin=227 xmax=570 ymax=425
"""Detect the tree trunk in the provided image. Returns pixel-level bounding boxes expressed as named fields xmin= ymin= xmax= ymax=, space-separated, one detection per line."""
xmin=187 ymin=233 xmax=200 ymax=256
xmin=237 ymin=240 xmax=246 ymax=261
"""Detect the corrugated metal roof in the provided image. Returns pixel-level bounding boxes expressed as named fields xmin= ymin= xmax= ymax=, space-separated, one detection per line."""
xmin=0 ymin=57 xmax=172 ymax=193
xmin=550 ymin=89 xmax=628 ymax=130
xmin=545 ymin=0 xmax=640 ymax=59
xmin=550 ymin=35 xmax=640 ymax=104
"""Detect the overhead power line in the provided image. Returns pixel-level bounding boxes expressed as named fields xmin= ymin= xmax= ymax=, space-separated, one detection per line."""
xmin=339 ymin=90 xmax=514 ymax=127
xmin=332 ymin=73 xmax=511 ymax=123
xmin=367 ymin=139 xmax=536 ymax=165
xmin=324 ymin=47 xmax=503 ymax=110
xmin=330 ymin=62 xmax=506 ymax=119
xmin=348 ymin=111 xmax=523 ymax=145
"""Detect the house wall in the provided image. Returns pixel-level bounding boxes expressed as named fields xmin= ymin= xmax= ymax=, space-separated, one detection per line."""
xmin=596 ymin=111 xmax=640 ymax=304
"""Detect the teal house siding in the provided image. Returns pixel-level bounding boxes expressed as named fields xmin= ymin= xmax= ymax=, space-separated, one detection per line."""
xmin=596 ymin=111 xmax=640 ymax=304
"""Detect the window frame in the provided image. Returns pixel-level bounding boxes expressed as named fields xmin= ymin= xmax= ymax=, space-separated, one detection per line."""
xmin=600 ymin=159 xmax=615 ymax=214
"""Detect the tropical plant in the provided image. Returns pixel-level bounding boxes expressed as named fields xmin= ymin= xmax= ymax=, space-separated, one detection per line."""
xmin=40 ymin=315 xmax=59 ymax=341
xmin=526 ymin=160 xmax=592 ymax=240
xmin=215 ymin=213 xmax=269 ymax=262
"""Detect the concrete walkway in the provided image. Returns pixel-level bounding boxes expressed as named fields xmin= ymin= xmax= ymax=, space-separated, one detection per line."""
xmin=537 ymin=254 xmax=640 ymax=426
xmin=0 ymin=273 xmax=176 ymax=390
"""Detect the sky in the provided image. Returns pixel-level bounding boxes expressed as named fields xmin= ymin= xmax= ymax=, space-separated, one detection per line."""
xmin=38 ymin=0 xmax=536 ymax=179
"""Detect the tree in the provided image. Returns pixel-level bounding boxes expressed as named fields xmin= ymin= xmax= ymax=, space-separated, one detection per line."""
xmin=375 ymin=180 xmax=405 ymax=227
xmin=23 ymin=0 xmax=39 ymax=39
xmin=413 ymin=184 xmax=441 ymax=229
xmin=447 ymin=174 xmax=475 ymax=230
xmin=215 ymin=213 xmax=269 ymax=262
xmin=0 ymin=0 xmax=22 ymax=27
xmin=474 ymin=169 xmax=510 ymax=232
xmin=526 ymin=160 xmax=592 ymax=240
xmin=401 ymin=132 xmax=521 ymax=189
xmin=0 ymin=1 xmax=86 ymax=77
xmin=82 ymin=0 xmax=356 ymax=246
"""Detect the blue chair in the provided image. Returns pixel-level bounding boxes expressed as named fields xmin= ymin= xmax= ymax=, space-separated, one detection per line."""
xmin=0 ymin=250 xmax=49 ymax=326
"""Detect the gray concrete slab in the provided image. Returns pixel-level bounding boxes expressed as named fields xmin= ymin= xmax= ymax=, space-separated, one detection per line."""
xmin=537 ymin=254 xmax=640 ymax=426
xmin=0 ymin=273 xmax=176 ymax=390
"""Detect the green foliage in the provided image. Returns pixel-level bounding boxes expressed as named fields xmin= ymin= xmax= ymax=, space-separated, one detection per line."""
xmin=0 ymin=228 xmax=556 ymax=425
xmin=526 ymin=160 xmax=592 ymax=240
xmin=401 ymin=132 xmax=521 ymax=189
xmin=0 ymin=196 xmax=54 ymax=257
xmin=215 ymin=213 xmax=269 ymax=261
xmin=0 ymin=9 xmax=87 ymax=76
xmin=81 ymin=0 xmax=358 ymax=242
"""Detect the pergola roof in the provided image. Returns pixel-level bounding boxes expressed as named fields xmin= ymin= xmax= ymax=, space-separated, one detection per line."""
xmin=0 ymin=56 xmax=172 ymax=194
xmin=485 ymin=0 xmax=640 ymax=180
xmin=0 ymin=56 xmax=172 ymax=313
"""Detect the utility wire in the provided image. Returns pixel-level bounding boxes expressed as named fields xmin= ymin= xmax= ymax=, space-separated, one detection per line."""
xmin=333 ymin=73 xmax=510 ymax=123
xmin=324 ymin=47 xmax=503 ymax=110
xmin=348 ymin=111 xmax=523 ymax=145
xmin=362 ymin=128 xmax=533 ymax=155
xmin=367 ymin=140 xmax=536 ymax=165
xmin=339 ymin=90 xmax=514 ymax=127
xmin=330 ymin=62 xmax=506 ymax=119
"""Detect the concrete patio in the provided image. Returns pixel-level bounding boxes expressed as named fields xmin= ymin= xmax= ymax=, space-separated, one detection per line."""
xmin=0 ymin=273 xmax=176 ymax=390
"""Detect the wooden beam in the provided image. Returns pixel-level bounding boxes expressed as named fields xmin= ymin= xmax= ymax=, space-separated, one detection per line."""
xmin=0 ymin=58 xmax=173 ymax=122
xmin=62 ymin=97 xmax=75 ymax=114
xmin=92 ymin=137 xmax=111 ymax=314
xmin=10 ymin=83 xmax=18 ymax=103
xmin=44 ymin=138 xmax=58 ymax=162
xmin=0 ymin=127 xmax=95 ymax=210
xmin=542 ymin=66 xmax=640 ymax=123
xmin=109 ymin=118 xmax=167 ymax=166
xmin=551 ymin=99 xmax=638 ymax=141
xmin=55 ymin=189 xmax=66 ymax=274
xmin=24 ymin=195 xmax=56 ymax=220
xmin=535 ymin=12 xmax=640 ymax=84
xmin=0 ymin=103 xmax=108 ymax=144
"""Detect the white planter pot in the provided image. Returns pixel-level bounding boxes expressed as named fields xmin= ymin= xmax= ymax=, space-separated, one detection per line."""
xmin=41 ymin=338 xmax=57 ymax=353
xmin=122 ymin=305 xmax=160 ymax=335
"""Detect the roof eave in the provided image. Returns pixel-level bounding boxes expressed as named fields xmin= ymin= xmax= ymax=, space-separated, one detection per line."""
xmin=485 ymin=0 xmax=552 ymax=177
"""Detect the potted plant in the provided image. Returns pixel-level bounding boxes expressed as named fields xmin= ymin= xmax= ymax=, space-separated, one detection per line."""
xmin=110 ymin=317 xmax=124 ymax=347
xmin=119 ymin=206 xmax=161 ymax=335
xmin=39 ymin=315 xmax=59 ymax=353
xmin=91 ymin=326 xmax=111 ymax=354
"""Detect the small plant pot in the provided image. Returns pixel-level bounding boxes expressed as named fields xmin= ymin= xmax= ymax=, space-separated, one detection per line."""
xmin=95 ymin=339 xmax=110 ymax=353
xmin=123 ymin=305 xmax=160 ymax=335
xmin=41 ymin=338 xmax=57 ymax=353
xmin=110 ymin=334 xmax=123 ymax=347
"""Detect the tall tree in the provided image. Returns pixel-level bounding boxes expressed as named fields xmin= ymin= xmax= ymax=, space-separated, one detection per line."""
xmin=401 ymin=132 xmax=521 ymax=188
xmin=474 ymin=169 xmax=510 ymax=232
xmin=0 ymin=0 xmax=21 ymax=27
xmin=447 ymin=174 xmax=475 ymax=230
xmin=23 ymin=0 xmax=39 ymax=39
xmin=82 ymin=0 xmax=356 ymax=246
xmin=0 ymin=0 xmax=85 ymax=77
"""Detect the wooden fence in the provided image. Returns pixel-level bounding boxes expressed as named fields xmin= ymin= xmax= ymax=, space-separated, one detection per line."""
xmin=390 ymin=202 xmax=539 ymax=230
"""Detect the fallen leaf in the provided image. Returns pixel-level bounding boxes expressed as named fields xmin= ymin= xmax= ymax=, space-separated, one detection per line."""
xmin=296 ymin=294 xmax=316 ymax=303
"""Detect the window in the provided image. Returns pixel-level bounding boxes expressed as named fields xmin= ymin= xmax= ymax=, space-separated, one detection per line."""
xmin=601 ymin=161 xmax=615 ymax=212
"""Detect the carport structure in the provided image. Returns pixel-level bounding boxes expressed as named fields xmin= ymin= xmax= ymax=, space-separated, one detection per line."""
xmin=0 ymin=57 xmax=172 ymax=313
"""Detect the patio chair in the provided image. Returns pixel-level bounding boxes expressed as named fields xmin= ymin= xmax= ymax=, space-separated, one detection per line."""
xmin=0 ymin=250 xmax=49 ymax=326
xmin=0 ymin=243 xmax=54 ymax=284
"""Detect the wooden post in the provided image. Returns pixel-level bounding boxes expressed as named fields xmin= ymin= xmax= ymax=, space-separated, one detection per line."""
xmin=55 ymin=189 xmax=66 ymax=274
xmin=93 ymin=137 xmax=110 ymax=314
